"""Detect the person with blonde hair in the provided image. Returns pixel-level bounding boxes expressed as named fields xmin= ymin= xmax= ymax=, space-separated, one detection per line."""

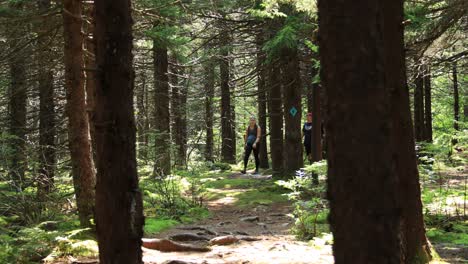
xmin=241 ymin=116 xmax=261 ymax=174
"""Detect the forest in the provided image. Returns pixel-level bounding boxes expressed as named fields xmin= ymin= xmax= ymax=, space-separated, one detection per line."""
xmin=0 ymin=0 xmax=466 ymax=263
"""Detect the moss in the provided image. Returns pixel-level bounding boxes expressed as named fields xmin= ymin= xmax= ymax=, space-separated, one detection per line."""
xmin=427 ymin=227 xmax=468 ymax=245
xmin=235 ymin=189 xmax=288 ymax=207
xmin=144 ymin=218 xmax=179 ymax=235
xmin=410 ymin=245 xmax=432 ymax=264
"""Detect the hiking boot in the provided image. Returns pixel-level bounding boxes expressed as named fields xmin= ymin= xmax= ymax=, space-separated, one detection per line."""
xmin=253 ymin=170 xmax=259 ymax=175
xmin=241 ymin=170 xmax=246 ymax=174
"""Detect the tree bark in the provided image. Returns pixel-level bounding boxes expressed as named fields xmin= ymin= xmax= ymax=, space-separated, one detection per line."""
xmin=267 ymin=59 xmax=283 ymax=173
xmin=170 ymin=59 xmax=187 ymax=167
xmin=423 ymin=64 xmax=433 ymax=142
xmin=94 ymin=0 xmax=144 ymax=262
xmin=311 ymin=82 xmax=322 ymax=183
xmin=63 ymin=0 xmax=96 ymax=228
xmin=136 ymin=67 xmax=148 ymax=160
xmin=318 ymin=0 xmax=431 ymax=262
xmin=153 ymin=45 xmax=171 ymax=175
xmin=37 ymin=0 xmax=56 ymax=199
xmin=414 ymin=64 xmax=425 ymax=142
xmin=84 ymin=2 xmax=97 ymax=163
xmin=281 ymin=47 xmax=303 ymax=175
xmin=219 ymin=29 xmax=236 ymax=164
xmin=453 ymin=62 xmax=459 ymax=133
xmin=256 ymin=30 xmax=269 ymax=169
xmin=204 ymin=59 xmax=215 ymax=162
xmin=7 ymin=7 xmax=27 ymax=192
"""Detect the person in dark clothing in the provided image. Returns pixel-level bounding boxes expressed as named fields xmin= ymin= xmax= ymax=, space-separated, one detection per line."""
xmin=241 ymin=116 xmax=261 ymax=174
xmin=303 ymin=113 xmax=313 ymax=163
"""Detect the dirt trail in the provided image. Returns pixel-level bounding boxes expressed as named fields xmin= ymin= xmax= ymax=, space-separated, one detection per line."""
xmin=142 ymin=172 xmax=333 ymax=264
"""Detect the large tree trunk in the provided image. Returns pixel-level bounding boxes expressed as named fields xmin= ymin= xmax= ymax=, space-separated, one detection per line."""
xmin=170 ymin=59 xmax=187 ymax=167
xmin=37 ymin=0 xmax=56 ymax=199
xmin=414 ymin=64 xmax=425 ymax=142
xmin=63 ymin=0 xmax=96 ymax=228
xmin=256 ymin=30 xmax=269 ymax=169
xmin=7 ymin=9 xmax=27 ymax=192
xmin=267 ymin=59 xmax=283 ymax=173
xmin=94 ymin=0 xmax=144 ymax=263
xmin=219 ymin=29 xmax=236 ymax=164
xmin=318 ymin=0 xmax=431 ymax=263
xmin=424 ymin=64 xmax=433 ymax=142
xmin=281 ymin=48 xmax=303 ymax=175
xmin=153 ymin=45 xmax=171 ymax=175
xmin=204 ymin=59 xmax=215 ymax=162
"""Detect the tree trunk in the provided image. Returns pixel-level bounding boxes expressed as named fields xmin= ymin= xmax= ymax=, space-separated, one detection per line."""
xmin=37 ymin=0 xmax=56 ymax=199
xmin=170 ymin=59 xmax=187 ymax=167
xmin=136 ymin=68 xmax=148 ymax=160
xmin=281 ymin=48 xmax=303 ymax=175
xmin=423 ymin=64 xmax=433 ymax=142
xmin=267 ymin=59 xmax=284 ymax=173
xmin=204 ymin=59 xmax=215 ymax=162
xmin=453 ymin=62 xmax=459 ymax=135
xmin=94 ymin=0 xmax=144 ymax=262
xmin=7 ymin=9 xmax=27 ymax=192
xmin=84 ymin=2 xmax=97 ymax=163
xmin=153 ymin=45 xmax=171 ymax=175
xmin=311 ymin=82 xmax=322 ymax=183
xmin=414 ymin=65 xmax=425 ymax=142
xmin=256 ymin=30 xmax=269 ymax=169
xmin=63 ymin=0 xmax=96 ymax=228
xmin=219 ymin=29 xmax=236 ymax=164
xmin=318 ymin=0 xmax=431 ymax=262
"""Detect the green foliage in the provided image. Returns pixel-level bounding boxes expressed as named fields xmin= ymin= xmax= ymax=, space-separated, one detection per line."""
xmin=425 ymin=217 xmax=468 ymax=245
xmin=264 ymin=21 xmax=299 ymax=59
xmin=208 ymin=162 xmax=232 ymax=171
xmin=144 ymin=218 xmax=179 ymax=235
xmin=276 ymin=161 xmax=328 ymax=240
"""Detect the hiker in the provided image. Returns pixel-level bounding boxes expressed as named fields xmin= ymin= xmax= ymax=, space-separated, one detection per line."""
xmin=241 ymin=116 xmax=261 ymax=174
xmin=303 ymin=112 xmax=313 ymax=163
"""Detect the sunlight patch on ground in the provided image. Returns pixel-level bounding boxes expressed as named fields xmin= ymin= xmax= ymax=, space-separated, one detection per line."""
xmin=142 ymin=234 xmax=333 ymax=264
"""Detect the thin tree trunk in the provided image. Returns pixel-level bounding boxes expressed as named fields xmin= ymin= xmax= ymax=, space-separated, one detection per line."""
xmin=414 ymin=64 xmax=425 ymax=142
xmin=220 ymin=29 xmax=235 ymax=164
xmin=94 ymin=0 xmax=144 ymax=262
xmin=256 ymin=30 xmax=269 ymax=169
xmin=37 ymin=0 xmax=56 ymax=199
xmin=62 ymin=0 xmax=96 ymax=228
xmin=311 ymin=82 xmax=322 ymax=183
xmin=7 ymin=9 xmax=27 ymax=192
xmin=453 ymin=62 xmax=459 ymax=136
xmin=170 ymin=59 xmax=187 ymax=167
xmin=84 ymin=2 xmax=97 ymax=163
xmin=281 ymin=48 xmax=303 ymax=175
xmin=136 ymin=68 xmax=148 ymax=160
xmin=204 ymin=59 xmax=215 ymax=162
xmin=424 ymin=64 xmax=433 ymax=142
xmin=153 ymin=45 xmax=171 ymax=175
xmin=268 ymin=59 xmax=283 ymax=173
xmin=318 ymin=0 xmax=431 ymax=262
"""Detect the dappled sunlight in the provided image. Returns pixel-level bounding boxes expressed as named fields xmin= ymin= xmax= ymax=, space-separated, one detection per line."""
xmin=143 ymin=234 xmax=333 ymax=264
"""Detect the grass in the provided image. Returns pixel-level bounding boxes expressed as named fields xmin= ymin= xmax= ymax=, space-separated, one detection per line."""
xmin=144 ymin=218 xmax=179 ymax=235
xmin=235 ymin=189 xmax=289 ymax=207
xmin=426 ymin=221 xmax=468 ymax=245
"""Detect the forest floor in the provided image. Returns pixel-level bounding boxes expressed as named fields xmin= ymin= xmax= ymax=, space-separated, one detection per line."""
xmin=142 ymin=171 xmax=333 ymax=264
xmin=47 ymin=160 xmax=467 ymax=264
